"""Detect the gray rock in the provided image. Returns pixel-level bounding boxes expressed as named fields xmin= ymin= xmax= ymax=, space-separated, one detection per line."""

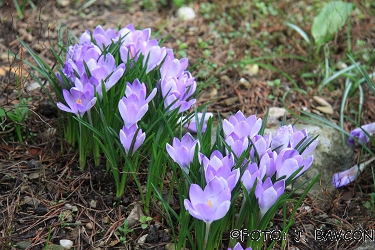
xmin=266 ymin=123 xmax=354 ymax=206
xmin=355 ymin=240 xmax=375 ymax=250
xmin=17 ymin=241 xmax=32 ymax=249
xmin=47 ymin=245 xmax=65 ymax=250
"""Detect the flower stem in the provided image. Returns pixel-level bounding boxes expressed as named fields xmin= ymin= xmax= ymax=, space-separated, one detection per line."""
xmin=203 ymin=222 xmax=211 ymax=250
xmin=235 ymin=195 xmax=246 ymax=228
xmin=78 ymin=122 xmax=86 ymax=170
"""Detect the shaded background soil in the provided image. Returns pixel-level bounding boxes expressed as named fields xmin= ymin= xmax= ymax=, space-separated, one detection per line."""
xmin=1 ymin=0 xmax=375 ymax=249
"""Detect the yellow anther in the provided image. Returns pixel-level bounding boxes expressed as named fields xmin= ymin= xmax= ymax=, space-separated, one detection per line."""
xmin=76 ymin=98 xmax=82 ymax=104
xmin=207 ymin=199 xmax=213 ymax=207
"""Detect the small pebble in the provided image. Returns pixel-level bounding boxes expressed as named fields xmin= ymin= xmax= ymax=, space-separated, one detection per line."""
xmin=56 ymin=0 xmax=70 ymax=7
xmin=90 ymin=200 xmax=97 ymax=208
xmin=59 ymin=239 xmax=73 ymax=249
xmin=224 ymin=96 xmax=239 ymax=106
xmin=243 ymin=64 xmax=259 ymax=76
xmin=64 ymin=204 xmax=73 ymax=210
xmin=34 ymin=206 xmax=48 ymax=215
xmin=20 ymin=185 xmax=30 ymax=193
xmin=71 ymin=206 xmax=78 ymax=212
xmin=102 ymin=216 xmax=110 ymax=224
xmin=268 ymin=107 xmax=287 ymax=119
xmin=17 ymin=240 xmax=32 ymax=249
xmin=28 ymin=159 xmax=39 ymax=168
xmin=86 ymin=222 xmax=93 ymax=230
xmin=138 ymin=234 xmax=148 ymax=244
xmin=239 ymin=78 xmax=251 ymax=88
xmin=303 ymin=206 xmax=311 ymax=213
xmin=176 ymin=7 xmax=196 ymax=21
xmin=315 ymin=106 xmax=333 ymax=115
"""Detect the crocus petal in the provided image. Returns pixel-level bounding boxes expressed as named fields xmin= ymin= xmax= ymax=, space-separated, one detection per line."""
xmin=213 ymin=200 xmax=231 ymax=221
xmin=188 ymin=184 xmax=206 ymax=205
xmin=193 ymin=203 xmax=215 ymax=223
xmin=184 ymin=199 xmax=204 ymax=221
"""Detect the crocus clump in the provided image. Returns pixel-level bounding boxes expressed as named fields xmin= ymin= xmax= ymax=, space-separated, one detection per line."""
xmin=56 ymin=24 xmax=199 ymax=168
xmin=57 ymin=24 xmax=197 ymax=120
xmin=166 ymin=111 xmax=318 ymax=249
xmin=52 ymin=24 xmax=202 ymax=204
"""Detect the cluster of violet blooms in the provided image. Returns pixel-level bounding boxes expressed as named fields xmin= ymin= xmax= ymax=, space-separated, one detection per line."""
xmin=332 ymin=122 xmax=375 ymax=188
xmin=56 ymin=24 xmax=197 ymax=154
xmin=166 ymin=111 xmax=318 ymax=248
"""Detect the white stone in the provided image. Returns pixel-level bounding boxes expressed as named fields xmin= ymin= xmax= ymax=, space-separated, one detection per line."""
xmin=315 ymin=105 xmax=334 ymax=115
xmin=64 ymin=204 xmax=73 ymax=210
xmin=90 ymin=200 xmax=97 ymax=208
xmin=177 ymin=7 xmax=196 ymax=21
xmin=243 ymin=64 xmax=259 ymax=76
xmin=126 ymin=203 xmax=144 ymax=227
xmin=26 ymin=82 xmax=41 ymax=92
xmin=268 ymin=107 xmax=287 ymax=118
xmin=60 ymin=239 xmax=73 ymax=249
xmin=137 ymin=234 xmax=148 ymax=244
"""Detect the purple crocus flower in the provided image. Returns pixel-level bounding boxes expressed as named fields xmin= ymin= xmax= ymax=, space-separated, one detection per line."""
xmin=160 ymin=72 xmax=196 ymax=113
xmin=259 ymin=148 xmax=277 ymax=178
xmin=118 ymin=24 xmax=154 ymax=66
xmin=205 ymin=165 xmax=239 ymax=191
xmin=228 ymin=243 xmax=252 ymax=250
xmin=200 ymin=151 xmax=238 ymax=191
xmin=179 ymin=112 xmax=214 ymax=133
xmin=80 ymin=25 xmax=117 ymax=50
xmin=158 ymin=49 xmax=196 ymax=113
xmin=84 ymin=54 xmax=125 ymax=97
xmin=58 ymin=43 xmax=102 ymax=88
xmin=348 ymin=122 xmax=375 ymax=145
xmin=271 ymin=125 xmax=318 ymax=157
xmin=200 ymin=150 xmax=235 ymax=171
xmin=225 ymin=134 xmax=249 ymax=158
xmin=66 ymin=43 xmax=101 ymax=63
xmin=291 ymin=126 xmax=319 ymax=157
xmin=166 ymin=133 xmax=200 ymax=174
xmin=141 ymin=42 xmax=167 ymax=73
xmin=160 ymin=50 xmax=189 ymax=79
xmin=270 ymin=125 xmax=294 ymax=153
xmin=118 ymin=79 xmax=157 ymax=128
xmin=57 ymin=82 xmax=97 ymax=117
xmin=332 ymin=157 xmax=375 ymax=188
xmin=249 ymin=134 xmax=272 ymax=162
xmin=184 ymin=176 xmax=231 ymax=224
xmin=241 ymin=162 xmax=266 ymax=193
xmin=275 ymin=148 xmax=313 ymax=180
xmin=119 ymin=124 xmax=146 ymax=154
xmin=223 ymin=111 xmax=262 ymax=139
xmin=255 ymin=177 xmax=285 ymax=217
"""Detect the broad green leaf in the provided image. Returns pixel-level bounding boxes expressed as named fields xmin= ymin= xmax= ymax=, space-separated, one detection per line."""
xmin=312 ymin=1 xmax=353 ymax=45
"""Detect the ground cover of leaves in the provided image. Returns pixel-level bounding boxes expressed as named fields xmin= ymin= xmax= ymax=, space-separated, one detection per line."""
xmin=1 ymin=0 xmax=375 ymax=249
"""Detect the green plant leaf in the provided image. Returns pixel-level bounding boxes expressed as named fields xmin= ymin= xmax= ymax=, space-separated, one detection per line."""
xmin=312 ymin=1 xmax=353 ymax=45
xmin=284 ymin=22 xmax=310 ymax=44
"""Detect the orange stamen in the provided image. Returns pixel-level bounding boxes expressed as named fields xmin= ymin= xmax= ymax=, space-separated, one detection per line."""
xmin=207 ymin=199 xmax=213 ymax=208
